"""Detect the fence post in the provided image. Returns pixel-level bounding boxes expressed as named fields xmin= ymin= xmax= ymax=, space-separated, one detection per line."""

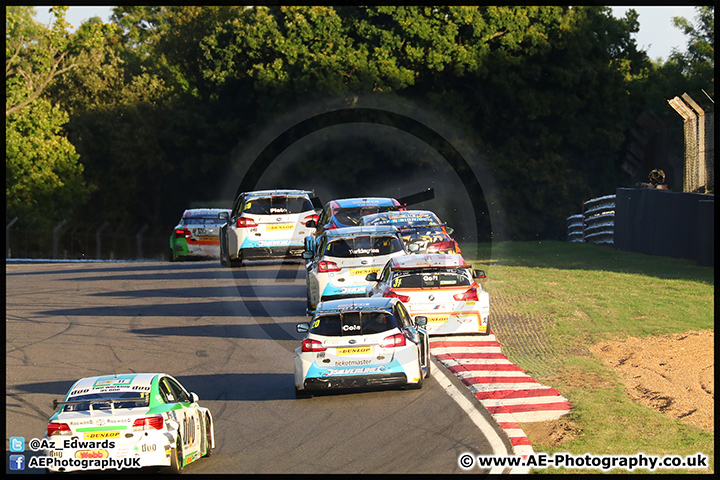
xmin=52 ymin=220 xmax=68 ymax=259
xmin=96 ymin=222 xmax=110 ymax=259
xmin=6 ymin=216 xmax=19 ymax=258
xmin=136 ymin=224 xmax=149 ymax=260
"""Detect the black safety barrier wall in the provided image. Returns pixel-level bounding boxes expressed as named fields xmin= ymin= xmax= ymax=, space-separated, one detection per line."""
xmin=614 ymin=187 xmax=714 ymax=266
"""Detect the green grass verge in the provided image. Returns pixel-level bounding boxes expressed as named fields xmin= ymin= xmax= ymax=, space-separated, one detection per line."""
xmin=459 ymin=240 xmax=714 ymax=474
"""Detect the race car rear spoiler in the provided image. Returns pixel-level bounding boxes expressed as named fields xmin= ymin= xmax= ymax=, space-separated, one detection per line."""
xmin=53 ymin=396 xmax=150 ymax=411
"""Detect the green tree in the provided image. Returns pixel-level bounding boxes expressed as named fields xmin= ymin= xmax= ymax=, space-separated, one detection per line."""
xmin=5 ymin=6 xmax=99 ymax=226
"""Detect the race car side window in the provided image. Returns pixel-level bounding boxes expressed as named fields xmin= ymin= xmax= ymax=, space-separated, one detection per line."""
xmin=319 ymin=205 xmax=332 ymax=227
xmin=379 ymin=264 xmax=391 ymax=283
xmin=159 ymin=379 xmax=175 ymax=403
xmin=168 ymin=378 xmax=191 ymax=404
xmin=395 ymin=302 xmax=412 ymax=329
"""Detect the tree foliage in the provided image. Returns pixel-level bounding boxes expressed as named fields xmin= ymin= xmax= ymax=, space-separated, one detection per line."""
xmin=5 ymin=6 xmax=713 ymax=241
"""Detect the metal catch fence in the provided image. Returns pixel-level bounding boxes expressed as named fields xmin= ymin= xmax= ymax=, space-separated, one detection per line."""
xmin=6 ymin=218 xmax=168 ymax=261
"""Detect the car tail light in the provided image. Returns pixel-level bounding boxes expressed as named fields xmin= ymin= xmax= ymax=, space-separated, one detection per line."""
xmin=380 ymin=333 xmax=406 ymax=348
xmin=318 ymin=261 xmax=341 ymax=273
xmin=132 ymin=415 xmax=164 ymax=431
xmin=383 ymin=289 xmax=410 ymax=303
xmin=302 ymin=214 xmax=319 ymax=224
xmin=174 ymin=228 xmax=190 ymax=238
xmin=47 ymin=422 xmax=72 ymax=436
xmin=237 ymin=217 xmax=258 ymax=228
xmin=301 ymin=339 xmax=326 ymax=352
xmin=454 ymin=287 xmax=479 ymax=302
xmin=427 ymin=240 xmax=456 ymax=253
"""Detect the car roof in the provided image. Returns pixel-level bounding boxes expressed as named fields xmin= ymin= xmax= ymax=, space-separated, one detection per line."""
xmin=315 ymin=297 xmax=396 ymax=315
xmin=323 ymin=225 xmax=400 ymax=239
xmin=388 ymin=253 xmax=470 ymax=270
xmin=67 ymin=373 xmax=162 ymax=396
xmin=330 ymin=197 xmax=399 ymax=208
xmin=183 ymin=208 xmax=230 ymax=217
xmin=243 ymin=189 xmax=314 ymax=198
xmin=361 ymin=210 xmax=442 ymax=226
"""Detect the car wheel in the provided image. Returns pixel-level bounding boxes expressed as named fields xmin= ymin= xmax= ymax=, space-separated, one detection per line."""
xmin=202 ymin=415 xmax=213 ymax=457
xmin=306 ymin=284 xmax=313 ymax=313
xmin=228 ymin=250 xmax=243 ymax=268
xmin=166 ymin=437 xmax=183 ymax=474
xmin=295 ymin=386 xmax=313 ymax=399
xmin=407 ymin=360 xmax=424 ymax=390
xmin=424 ymin=354 xmax=432 ymax=378
xmin=219 ymin=244 xmax=229 ymax=267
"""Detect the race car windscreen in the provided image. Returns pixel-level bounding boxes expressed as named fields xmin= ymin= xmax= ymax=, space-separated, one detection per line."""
xmin=334 ymin=206 xmax=400 ymax=225
xmin=391 ymin=268 xmax=471 ymax=288
xmin=243 ymin=196 xmax=313 ymax=215
xmin=397 ymin=226 xmax=446 ymax=239
xmin=325 ymin=235 xmax=404 ymax=257
xmin=62 ymin=392 xmax=149 ymax=412
xmin=184 ymin=217 xmax=227 ymax=227
xmin=310 ymin=311 xmax=399 ymax=336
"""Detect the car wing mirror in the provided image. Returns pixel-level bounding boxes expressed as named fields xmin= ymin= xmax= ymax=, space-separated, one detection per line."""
xmin=190 ymin=392 xmax=199 ymax=403
xmin=302 ymin=250 xmax=313 ymax=260
xmin=305 ymin=219 xmax=317 ymax=228
xmin=365 ymin=272 xmax=378 ymax=282
xmin=296 ymin=323 xmax=310 ymax=333
xmin=218 ymin=212 xmax=229 ymax=220
xmin=473 ymin=269 xmax=486 ymax=279
xmin=407 ymin=242 xmax=420 ymax=253
xmin=414 ymin=315 xmax=428 ymax=326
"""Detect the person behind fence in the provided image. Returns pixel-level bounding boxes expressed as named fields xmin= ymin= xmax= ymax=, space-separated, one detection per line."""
xmin=635 ymin=169 xmax=668 ymax=190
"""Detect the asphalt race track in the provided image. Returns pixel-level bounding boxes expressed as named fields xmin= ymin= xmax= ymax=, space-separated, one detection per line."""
xmin=6 ymin=259 xmax=513 ymax=474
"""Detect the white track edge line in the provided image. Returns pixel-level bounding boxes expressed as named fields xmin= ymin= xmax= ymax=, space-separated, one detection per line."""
xmin=430 ymin=357 xmax=510 ymax=474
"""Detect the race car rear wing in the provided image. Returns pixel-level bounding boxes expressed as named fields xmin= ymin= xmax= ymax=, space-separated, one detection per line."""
xmin=53 ymin=396 xmax=149 ymax=412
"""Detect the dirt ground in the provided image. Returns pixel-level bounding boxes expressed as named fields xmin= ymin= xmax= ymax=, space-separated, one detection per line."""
xmin=523 ymin=329 xmax=714 ymax=446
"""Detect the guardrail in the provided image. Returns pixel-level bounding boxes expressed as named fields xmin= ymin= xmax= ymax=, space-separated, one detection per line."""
xmin=566 ymin=194 xmax=616 ymax=245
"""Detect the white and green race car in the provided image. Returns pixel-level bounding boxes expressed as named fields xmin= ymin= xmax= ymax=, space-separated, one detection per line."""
xmin=43 ymin=373 xmax=214 ymax=473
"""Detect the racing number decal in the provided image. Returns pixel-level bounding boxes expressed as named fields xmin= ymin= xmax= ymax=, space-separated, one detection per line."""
xmin=182 ymin=412 xmax=196 ymax=449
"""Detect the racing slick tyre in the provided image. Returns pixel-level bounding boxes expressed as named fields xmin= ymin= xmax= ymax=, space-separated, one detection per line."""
xmin=424 ymin=356 xmax=432 ymax=378
xmin=228 ymin=250 xmax=243 ymax=268
xmin=165 ymin=437 xmax=183 ymax=474
xmin=295 ymin=386 xmax=313 ymax=399
xmin=202 ymin=415 xmax=213 ymax=457
xmin=406 ymin=360 xmax=424 ymax=390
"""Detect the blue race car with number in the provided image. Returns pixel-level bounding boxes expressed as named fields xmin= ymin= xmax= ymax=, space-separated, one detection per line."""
xmin=304 ymin=197 xmax=404 ymax=239
xmin=293 ymin=297 xmax=430 ymax=398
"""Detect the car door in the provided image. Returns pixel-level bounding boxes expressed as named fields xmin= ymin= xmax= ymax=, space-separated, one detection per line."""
xmin=160 ymin=376 xmax=201 ymax=460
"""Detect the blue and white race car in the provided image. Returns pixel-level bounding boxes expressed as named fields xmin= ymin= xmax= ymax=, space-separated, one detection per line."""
xmin=293 ymin=297 xmax=430 ymax=398
xmin=303 ymin=226 xmax=408 ymax=314
xmin=219 ymin=189 xmax=319 ymax=267
xmin=43 ymin=373 xmax=214 ymax=473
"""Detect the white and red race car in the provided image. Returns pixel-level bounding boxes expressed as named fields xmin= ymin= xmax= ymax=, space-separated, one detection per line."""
xmin=366 ymin=253 xmax=490 ymax=335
